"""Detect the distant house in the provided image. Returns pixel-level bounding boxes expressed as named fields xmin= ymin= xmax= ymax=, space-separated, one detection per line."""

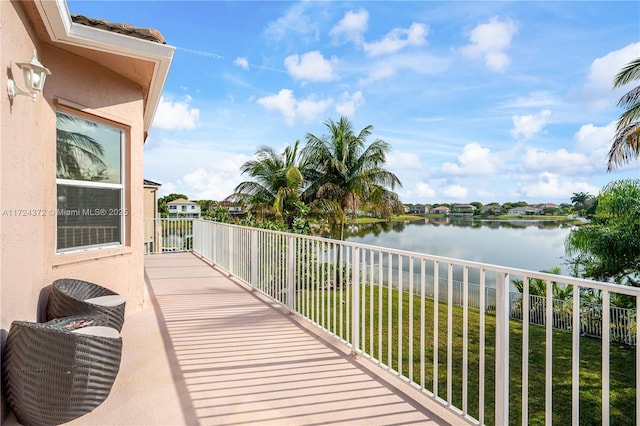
xmin=408 ymin=204 xmax=427 ymax=214
xmin=536 ymin=203 xmax=559 ymax=209
xmin=508 ymin=206 xmax=543 ymax=215
xmin=431 ymin=206 xmax=450 ymax=215
xmin=219 ymin=200 xmax=246 ymax=216
xmin=451 ymin=204 xmax=476 ymax=214
xmin=168 ymin=198 xmax=201 ymax=218
xmin=481 ymin=203 xmax=503 ymax=215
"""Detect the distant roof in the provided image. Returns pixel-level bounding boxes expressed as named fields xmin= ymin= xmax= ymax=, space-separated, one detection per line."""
xmin=167 ymin=198 xmax=199 ymax=205
xmin=71 ymin=14 xmax=166 ymax=44
xmin=143 ymin=179 xmax=162 ymax=187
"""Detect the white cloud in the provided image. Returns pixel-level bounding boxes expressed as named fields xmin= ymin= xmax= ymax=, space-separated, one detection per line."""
xmin=500 ymin=91 xmax=558 ymax=109
xmin=335 ymin=91 xmax=365 ymax=116
xmin=440 ymin=143 xmax=502 ymax=176
xmin=297 ymin=97 xmax=333 ymax=123
xmin=413 ymin=182 xmax=437 ymax=199
xmin=329 ymin=9 xmax=369 ymax=44
xmin=510 ymin=109 xmax=551 ymax=140
xmin=521 ymin=148 xmax=592 ymax=175
xmin=461 ymin=17 xmax=518 ymax=72
xmin=583 ymin=42 xmax=640 ymax=111
xmin=360 ymin=52 xmax=450 ymax=84
xmin=363 ymin=22 xmax=428 ymax=57
xmin=234 ymin=57 xmax=249 ymax=69
xmin=442 ymin=184 xmax=468 ymax=199
xmin=152 ymin=96 xmax=200 ymax=130
xmin=257 ymin=89 xmax=332 ymax=125
xmin=257 ymin=89 xmax=297 ymax=125
xmin=361 ymin=63 xmax=398 ymax=83
xmin=518 ymin=172 xmax=600 ymax=200
xmin=387 ymin=151 xmax=422 ymax=170
xmin=264 ymin=3 xmax=318 ymax=41
xmin=521 ymin=121 xmax=616 ymax=175
xmin=574 ymin=121 xmax=615 ymax=154
xmin=284 ymin=51 xmax=337 ymax=82
xmin=159 ymin=153 xmax=250 ymax=200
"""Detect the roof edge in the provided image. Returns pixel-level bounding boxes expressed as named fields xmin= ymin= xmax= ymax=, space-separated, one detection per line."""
xmin=33 ymin=0 xmax=175 ymax=132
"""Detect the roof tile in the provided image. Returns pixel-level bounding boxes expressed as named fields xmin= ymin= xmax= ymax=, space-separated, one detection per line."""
xmin=71 ymin=14 xmax=166 ymax=44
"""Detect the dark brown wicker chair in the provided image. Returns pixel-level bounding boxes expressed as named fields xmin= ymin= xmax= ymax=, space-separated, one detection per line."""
xmin=2 ymin=317 xmax=122 ymax=426
xmin=46 ymin=278 xmax=126 ymax=332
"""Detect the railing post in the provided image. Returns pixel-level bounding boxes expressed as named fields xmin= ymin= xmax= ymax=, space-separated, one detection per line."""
xmin=156 ymin=218 xmax=162 ymax=254
xmin=251 ymin=229 xmax=258 ymax=291
xmin=495 ymin=272 xmax=510 ymax=425
xmin=228 ymin=226 xmax=234 ymax=275
xmin=351 ymin=246 xmax=360 ymax=358
xmin=192 ymin=220 xmax=199 ymax=253
xmin=212 ymin=222 xmax=217 ymax=264
xmin=287 ymin=235 xmax=295 ymax=313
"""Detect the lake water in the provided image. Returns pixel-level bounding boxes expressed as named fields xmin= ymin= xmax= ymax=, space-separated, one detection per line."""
xmin=345 ymin=217 xmax=576 ymax=276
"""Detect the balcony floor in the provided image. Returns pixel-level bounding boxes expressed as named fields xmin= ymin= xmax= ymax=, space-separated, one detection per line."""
xmin=5 ymin=252 xmax=470 ymax=425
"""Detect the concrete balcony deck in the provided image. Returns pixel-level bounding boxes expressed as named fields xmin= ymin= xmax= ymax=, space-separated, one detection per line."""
xmin=5 ymin=252 xmax=470 ymax=425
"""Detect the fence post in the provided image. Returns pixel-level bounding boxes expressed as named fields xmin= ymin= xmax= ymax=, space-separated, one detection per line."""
xmin=287 ymin=235 xmax=295 ymax=313
xmin=251 ymin=229 xmax=258 ymax=291
xmin=228 ymin=226 xmax=234 ymax=275
xmin=351 ymin=246 xmax=360 ymax=358
xmin=495 ymin=272 xmax=509 ymax=425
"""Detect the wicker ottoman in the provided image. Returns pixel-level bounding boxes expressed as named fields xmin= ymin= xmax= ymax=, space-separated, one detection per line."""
xmin=46 ymin=278 xmax=126 ymax=332
xmin=2 ymin=317 xmax=122 ymax=426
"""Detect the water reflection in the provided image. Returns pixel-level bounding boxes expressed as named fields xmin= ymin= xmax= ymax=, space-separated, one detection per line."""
xmin=345 ymin=217 xmax=575 ymax=275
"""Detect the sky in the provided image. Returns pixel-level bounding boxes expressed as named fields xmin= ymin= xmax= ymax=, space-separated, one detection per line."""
xmin=67 ymin=0 xmax=640 ymax=204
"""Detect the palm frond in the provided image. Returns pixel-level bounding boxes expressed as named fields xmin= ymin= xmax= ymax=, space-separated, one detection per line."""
xmin=613 ymin=57 xmax=640 ymax=88
xmin=607 ymin=123 xmax=640 ymax=171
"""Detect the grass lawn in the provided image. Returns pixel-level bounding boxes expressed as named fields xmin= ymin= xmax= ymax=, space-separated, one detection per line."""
xmin=297 ymin=285 xmax=636 ymax=425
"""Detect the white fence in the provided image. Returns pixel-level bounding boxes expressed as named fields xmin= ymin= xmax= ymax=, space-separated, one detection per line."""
xmin=186 ymin=219 xmax=639 ymax=425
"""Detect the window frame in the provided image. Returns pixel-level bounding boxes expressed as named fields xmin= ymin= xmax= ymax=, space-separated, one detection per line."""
xmin=55 ymin=109 xmax=127 ymax=253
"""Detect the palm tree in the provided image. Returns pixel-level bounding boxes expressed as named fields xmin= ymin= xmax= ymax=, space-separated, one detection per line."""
xmin=302 ymin=116 xmax=402 ymax=240
xmin=56 ymin=113 xmax=107 ymax=180
xmin=607 ymin=57 xmax=640 ymax=171
xmin=570 ymin=192 xmax=589 ymax=205
xmin=232 ymin=140 xmax=305 ymax=228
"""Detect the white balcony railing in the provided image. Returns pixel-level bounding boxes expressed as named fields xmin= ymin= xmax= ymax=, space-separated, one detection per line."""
xmin=157 ymin=218 xmax=638 ymax=425
xmin=144 ymin=218 xmax=193 ymax=254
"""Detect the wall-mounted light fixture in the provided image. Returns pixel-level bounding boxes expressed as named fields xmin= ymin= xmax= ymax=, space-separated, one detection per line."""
xmin=7 ymin=50 xmax=51 ymax=102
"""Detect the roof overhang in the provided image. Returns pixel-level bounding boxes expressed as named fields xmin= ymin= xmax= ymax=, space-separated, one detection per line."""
xmin=32 ymin=0 xmax=175 ymax=133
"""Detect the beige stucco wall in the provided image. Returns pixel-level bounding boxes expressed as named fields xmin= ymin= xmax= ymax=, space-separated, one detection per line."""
xmin=1 ymin=1 xmax=147 ymax=336
xmin=144 ymin=185 xmax=159 ymax=220
xmin=143 ymin=185 xmax=160 ymax=252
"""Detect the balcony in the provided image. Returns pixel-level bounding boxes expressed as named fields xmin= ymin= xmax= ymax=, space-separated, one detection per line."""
xmin=6 ymin=219 xmax=636 ymax=425
xmin=1 ymin=251 xmax=463 ymax=425
xmin=142 ymin=219 xmax=640 ymax=425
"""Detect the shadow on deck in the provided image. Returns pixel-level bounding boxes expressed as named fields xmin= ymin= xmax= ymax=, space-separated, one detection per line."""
xmin=9 ymin=252 xmax=471 ymax=425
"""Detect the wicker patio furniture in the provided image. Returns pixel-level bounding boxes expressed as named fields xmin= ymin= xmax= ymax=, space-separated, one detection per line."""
xmin=46 ymin=278 xmax=126 ymax=332
xmin=2 ymin=316 xmax=122 ymax=426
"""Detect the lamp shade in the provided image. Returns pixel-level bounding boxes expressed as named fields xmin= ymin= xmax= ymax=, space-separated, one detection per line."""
xmin=16 ymin=51 xmax=51 ymax=96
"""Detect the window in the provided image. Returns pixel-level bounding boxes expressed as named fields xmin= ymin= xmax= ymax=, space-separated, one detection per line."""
xmin=56 ymin=112 xmax=125 ymax=252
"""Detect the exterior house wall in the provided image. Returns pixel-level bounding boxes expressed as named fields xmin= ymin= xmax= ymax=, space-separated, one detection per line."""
xmin=144 ymin=185 xmax=160 ymax=220
xmin=143 ymin=183 xmax=161 ymax=253
xmin=1 ymin=0 xmax=146 ymax=340
xmin=167 ymin=199 xmax=201 ymax=218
